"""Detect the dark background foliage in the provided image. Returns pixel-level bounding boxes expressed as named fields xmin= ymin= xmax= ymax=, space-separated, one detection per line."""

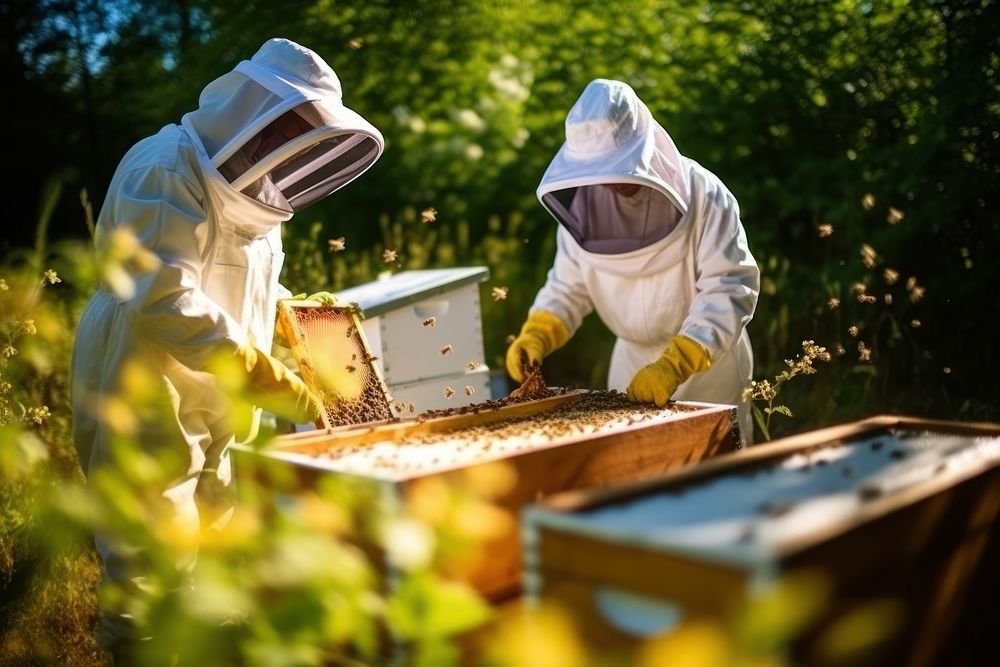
xmin=4 ymin=0 xmax=998 ymax=427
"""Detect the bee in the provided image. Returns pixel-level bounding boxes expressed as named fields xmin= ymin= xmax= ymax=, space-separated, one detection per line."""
xmin=466 ymin=360 xmax=479 ymax=371
xmin=440 ymin=344 xmax=453 ymax=356
xmin=422 ymin=317 xmax=436 ymax=327
xmin=443 ymin=386 xmax=455 ymax=399
xmin=464 ymin=385 xmax=475 ymax=396
xmin=346 ymin=364 xmax=357 ymax=373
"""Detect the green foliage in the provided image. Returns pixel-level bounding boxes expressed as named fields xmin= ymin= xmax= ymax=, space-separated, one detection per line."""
xmin=3 ymin=0 xmax=1000 ymax=660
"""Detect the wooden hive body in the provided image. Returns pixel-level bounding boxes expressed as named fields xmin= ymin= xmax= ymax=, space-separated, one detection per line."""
xmin=524 ymin=415 xmax=1000 ymax=666
xmin=233 ymin=391 xmax=739 ymax=599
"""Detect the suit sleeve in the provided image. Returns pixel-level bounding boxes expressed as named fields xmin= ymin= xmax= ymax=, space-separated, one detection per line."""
xmin=109 ymin=165 xmax=247 ymax=370
xmin=678 ymin=185 xmax=760 ymax=360
xmin=529 ymin=225 xmax=595 ymax=335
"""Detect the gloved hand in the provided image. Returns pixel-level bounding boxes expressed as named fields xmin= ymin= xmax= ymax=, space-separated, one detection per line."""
xmin=281 ymin=291 xmax=339 ymax=306
xmin=235 ymin=343 xmax=322 ymax=424
xmin=627 ymin=335 xmax=711 ymax=407
xmin=505 ymin=310 xmax=570 ymax=383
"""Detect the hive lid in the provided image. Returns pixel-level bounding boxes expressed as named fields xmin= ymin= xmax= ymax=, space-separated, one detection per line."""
xmin=336 ymin=267 xmax=490 ymax=317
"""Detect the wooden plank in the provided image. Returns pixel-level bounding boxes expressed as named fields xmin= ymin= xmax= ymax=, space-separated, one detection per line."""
xmin=534 ymin=528 xmax=747 ymax=614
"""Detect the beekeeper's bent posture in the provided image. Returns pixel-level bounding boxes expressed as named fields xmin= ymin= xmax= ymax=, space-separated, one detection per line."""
xmin=506 ymin=79 xmax=759 ymax=441
xmin=71 ymin=37 xmax=381 ymax=640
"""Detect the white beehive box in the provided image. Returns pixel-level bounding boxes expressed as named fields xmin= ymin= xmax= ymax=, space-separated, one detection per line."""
xmin=335 ymin=267 xmax=491 ymax=413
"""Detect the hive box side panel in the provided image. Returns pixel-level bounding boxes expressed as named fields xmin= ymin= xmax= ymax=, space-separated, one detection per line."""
xmin=388 ymin=367 xmax=491 ymax=414
xmin=378 ymin=284 xmax=485 ymax=385
xmin=442 ymin=405 xmax=738 ymax=599
xmin=780 ymin=462 xmax=1000 ymax=667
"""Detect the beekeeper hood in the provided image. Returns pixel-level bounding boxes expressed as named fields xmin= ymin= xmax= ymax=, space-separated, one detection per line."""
xmin=537 ymin=79 xmax=691 ymax=254
xmin=182 ymin=38 xmax=383 ymax=213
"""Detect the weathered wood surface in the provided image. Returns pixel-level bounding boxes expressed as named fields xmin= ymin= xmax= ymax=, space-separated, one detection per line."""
xmin=525 ymin=415 xmax=1000 ymax=666
xmin=235 ymin=395 xmax=739 ymax=599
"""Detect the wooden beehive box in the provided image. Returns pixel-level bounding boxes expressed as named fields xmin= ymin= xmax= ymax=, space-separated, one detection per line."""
xmin=233 ymin=390 xmax=738 ymax=600
xmin=523 ymin=415 xmax=1000 ymax=666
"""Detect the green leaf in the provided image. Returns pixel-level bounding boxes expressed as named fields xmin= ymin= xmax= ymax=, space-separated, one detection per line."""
xmin=386 ymin=573 xmax=491 ymax=640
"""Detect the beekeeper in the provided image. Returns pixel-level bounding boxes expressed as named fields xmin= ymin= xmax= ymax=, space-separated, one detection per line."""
xmin=72 ymin=38 xmax=382 ymax=588
xmin=506 ymin=79 xmax=759 ymax=441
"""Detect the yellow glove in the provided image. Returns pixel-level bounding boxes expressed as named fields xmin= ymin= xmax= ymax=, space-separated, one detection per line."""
xmin=626 ymin=335 xmax=711 ymax=407
xmin=235 ymin=344 xmax=321 ymax=424
xmin=505 ymin=310 xmax=570 ymax=383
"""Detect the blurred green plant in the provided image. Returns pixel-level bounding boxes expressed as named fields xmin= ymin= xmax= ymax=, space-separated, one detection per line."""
xmin=486 ymin=569 xmax=905 ymax=667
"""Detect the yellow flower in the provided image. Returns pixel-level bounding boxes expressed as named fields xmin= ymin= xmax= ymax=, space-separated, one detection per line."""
xmin=28 ymin=405 xmax=51 ymax=424
xmin=42 ymin=269 xmax=61 ymax=285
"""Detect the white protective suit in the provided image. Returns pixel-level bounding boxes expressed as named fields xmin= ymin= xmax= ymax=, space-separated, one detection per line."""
xmin=531 ymin=79 xmax=759 ymax=441
xmin=71 ymin=38 xmax=383 ymax=569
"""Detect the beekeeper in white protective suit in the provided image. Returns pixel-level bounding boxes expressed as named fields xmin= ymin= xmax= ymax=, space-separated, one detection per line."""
xmin=506 ymin=79 xmax=759 ymax=442
xmin=71 ymin=38 xmax=382 ymax=647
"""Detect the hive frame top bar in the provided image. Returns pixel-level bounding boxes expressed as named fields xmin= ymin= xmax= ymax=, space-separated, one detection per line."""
xmin=526 ymin=414 xmax=1000 ymax=568
xmin=252 ymin=394 xmax=736 ymax=482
